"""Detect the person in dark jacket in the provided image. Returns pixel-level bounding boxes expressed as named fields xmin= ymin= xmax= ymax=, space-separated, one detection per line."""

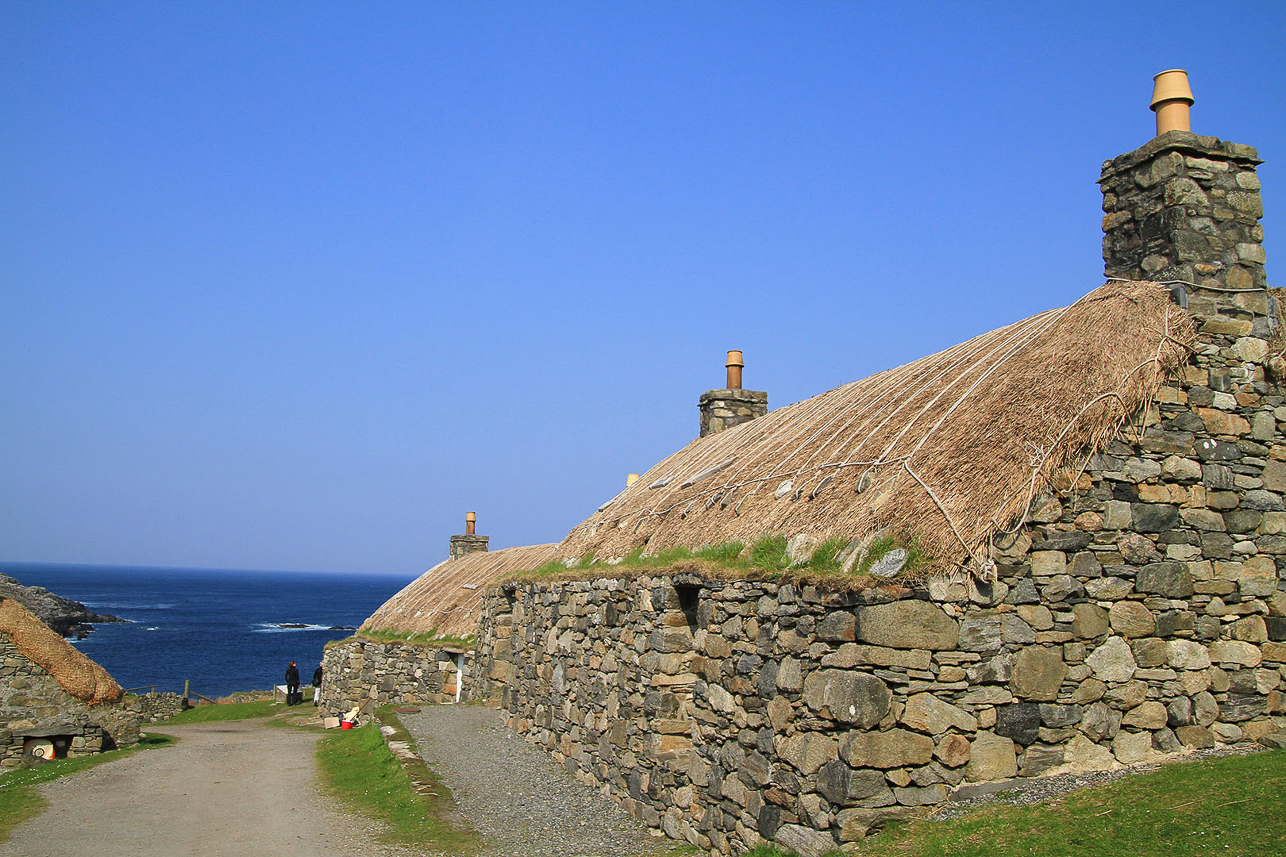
xmin=311 ymin=664 xmax=324 ymax=706
xmin=285 ymin=661 xmax=301 ymax=706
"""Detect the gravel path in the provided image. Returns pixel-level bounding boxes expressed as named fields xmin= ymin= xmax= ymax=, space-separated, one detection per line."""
xmin=2 ymin=720 xmax=410 ymax=857
xmin=398 ymin=705 xmax=668 ymax=857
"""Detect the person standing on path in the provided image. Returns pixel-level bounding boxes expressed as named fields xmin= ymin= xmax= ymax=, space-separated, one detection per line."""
xmin=285 ymin=661 xmax=301 ymax=706
xmin=312 ymin=663 xmax=324 ymax=706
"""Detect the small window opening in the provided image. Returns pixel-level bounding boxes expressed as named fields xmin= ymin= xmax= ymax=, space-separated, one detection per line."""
xmin=675 ymin=583 xmax=701 ymax=628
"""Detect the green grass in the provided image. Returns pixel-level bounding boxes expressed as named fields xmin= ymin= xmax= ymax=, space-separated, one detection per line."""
xmin=164 ymin=698 xmax=278 ymax=724
xmin=851 ymin=748 xmax=1286 ymax=857
xmin=801 ymin=536 xmax=848 ymax=572
xmin=513 ymin=533 xmax=931 ymax=585
xmin=854 ymin=533 xmax=898 ymax=575
xmin=643 ymin=844 xmax=705 ymax=856
xmin=853 ymin=533 xmax=927 ymax=578
xmin=694 ymin=541 xmax=746 ymax=563
xmin=314 ymin=709 xmax=478 ymax=852
xmin=352 ymin=627 xmax=476 ymax=649
xmin=0 ymin=734 xmax=174 ymax=844
xmin=749 ymin=535 xmax=791 ymax=571
xmin=705 ymin=751 xmax=1286 ymax=857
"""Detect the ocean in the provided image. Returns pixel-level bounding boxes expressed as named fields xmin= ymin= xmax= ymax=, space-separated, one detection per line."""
xmin=1 ymin=562 xmax=416 ymax=699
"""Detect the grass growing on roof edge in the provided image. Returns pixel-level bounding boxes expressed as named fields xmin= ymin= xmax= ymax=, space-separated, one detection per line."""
xmin=314 ymin=707 xmax=479 ymax=852
xmin=339 ymin=627 xmax=476 ymax=649
xmin=507 ymin=533 xmax=929 ymax=588
xmin=0 ymin=734 xmax=175 ymax=844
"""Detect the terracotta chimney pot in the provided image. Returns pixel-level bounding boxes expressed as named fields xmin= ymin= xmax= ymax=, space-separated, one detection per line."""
xmin=1151 ymin=69 xmax=1194 ymax=136
xmin=725 ymin=350 xmax=744 ymax=390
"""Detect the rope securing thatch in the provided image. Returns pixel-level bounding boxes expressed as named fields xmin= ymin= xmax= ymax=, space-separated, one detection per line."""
xmin=0 ymin=597 xmax=123 ymax=706
xmin=558 ymin=280 xmax=1196 ymax=577
xmin=361 ymin=543 xmax=561 ymax=638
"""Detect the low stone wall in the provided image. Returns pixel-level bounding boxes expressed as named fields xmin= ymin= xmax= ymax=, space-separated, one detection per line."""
xmin=0 ymin=634 xmax=140 ymax=765
xmin=320 ymin=638 xmax=472 ymax=720
xmin=472 ymin=565 xmax=1285 ymax=855
xmin=131 ymin=692 xmax=188 ymax=723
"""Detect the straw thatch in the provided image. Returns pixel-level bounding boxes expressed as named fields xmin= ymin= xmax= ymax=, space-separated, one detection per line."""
xmin=361 ymin=543 xmax=561 ymax=639
xmin=558 ymin=280 xmax=1195 ymax=578
xmin=0 ymin=597 xmax=123 ymax=705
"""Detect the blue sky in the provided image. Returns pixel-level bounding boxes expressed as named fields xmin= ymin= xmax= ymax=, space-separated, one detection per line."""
xmin=2 ymin=2 xmax=1283 ymax=575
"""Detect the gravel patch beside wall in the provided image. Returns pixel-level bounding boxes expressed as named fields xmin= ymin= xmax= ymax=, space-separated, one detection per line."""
xmin=398 ymin=705 xmax=669 ymax=857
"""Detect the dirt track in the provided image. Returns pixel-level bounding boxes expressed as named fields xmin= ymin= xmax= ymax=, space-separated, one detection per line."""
xmin=2 ymin=720 xmax=408 ymax=857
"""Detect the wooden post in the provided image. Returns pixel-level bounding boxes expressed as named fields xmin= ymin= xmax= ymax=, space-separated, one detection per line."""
xmin=183 ymin=679 xmax=190 ymax=703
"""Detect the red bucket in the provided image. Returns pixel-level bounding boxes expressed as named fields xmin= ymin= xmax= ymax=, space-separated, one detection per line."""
xmin=340 ymin=720 xmax=354 ymax=730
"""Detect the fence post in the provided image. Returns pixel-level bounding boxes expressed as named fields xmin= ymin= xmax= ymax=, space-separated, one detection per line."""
xmin=183 ymin=679 xmax=190 ymax=704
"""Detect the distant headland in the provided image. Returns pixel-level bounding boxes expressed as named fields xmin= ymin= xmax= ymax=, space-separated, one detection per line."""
xmin=0 ymin=572 xmax=125 ymax=638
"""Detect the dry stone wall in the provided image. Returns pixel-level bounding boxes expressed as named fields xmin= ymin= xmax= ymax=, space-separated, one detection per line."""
xmin=473 ymin=440 xmax=1286 ymax=857
xmin=319 ymin=638 xmax=471 ymax=719
xmin=131 ymin=692 xmax=188 ymax=723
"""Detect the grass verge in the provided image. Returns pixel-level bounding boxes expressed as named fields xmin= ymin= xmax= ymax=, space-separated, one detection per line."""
xmin=0 ymin=734 xmax=174 ymax=844
xmin=164 ymin=698 xmax=278 ymax=724
xmin=680 ymin=751 xmax=1286 ymax=857
xmin=314 ymin=708 xmax=478 ymax=852
xmin=854 ymin=748 xmax=1286 ymax=857
xmin=838 ymin=746 xmax=1280 ymax=849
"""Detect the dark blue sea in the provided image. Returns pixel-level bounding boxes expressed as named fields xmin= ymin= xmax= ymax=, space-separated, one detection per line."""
xmin=1 ymin=562 xmax=415 ymax=699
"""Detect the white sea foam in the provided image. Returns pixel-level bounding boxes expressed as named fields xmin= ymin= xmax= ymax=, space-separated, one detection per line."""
xmin=252 ymin=622 xmax=338 ymax=633
xmin=96 ymin=602 xmax=177 ymax=611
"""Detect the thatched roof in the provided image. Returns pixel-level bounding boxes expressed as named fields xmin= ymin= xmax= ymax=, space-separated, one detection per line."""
xmin=558 ymin=280 xmax=1194 ymax=577
xmin=0 ymin=597 xmax=123 ymax=705
xmin=361 ymin=543 xmax=561 ymax=639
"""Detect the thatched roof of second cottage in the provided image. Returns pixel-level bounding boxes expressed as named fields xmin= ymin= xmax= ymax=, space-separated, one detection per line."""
xmin=557 ymin=280 xmax=1195 ymax=576
xmin=361 ymin=543 xmax=561 ymax=640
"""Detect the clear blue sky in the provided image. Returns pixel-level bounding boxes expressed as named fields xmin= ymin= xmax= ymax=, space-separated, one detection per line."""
xmin=2 ymin=2 xmax=1283 ymax=575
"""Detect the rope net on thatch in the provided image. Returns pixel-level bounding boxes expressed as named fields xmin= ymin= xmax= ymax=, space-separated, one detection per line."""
xmin=361 ymin=543 xmax=561 ymax=639
xmin=558 ymin=280 xmax=1196 ymax=579
xmin=0 ymin=597 xmax=123 ymax=706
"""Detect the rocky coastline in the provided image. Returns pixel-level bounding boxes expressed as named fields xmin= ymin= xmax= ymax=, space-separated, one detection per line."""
xmin=0 ymin=573 xmax=125 ymax=638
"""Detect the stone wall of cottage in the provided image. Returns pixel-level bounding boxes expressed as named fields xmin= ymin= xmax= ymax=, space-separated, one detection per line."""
xmin=473 ymin=547 xmax=1284 ymax=855
xmin=319 ymin=638 xmax=472 ymax=719
xmin=0 ymin=633 xmax=142 ymax=765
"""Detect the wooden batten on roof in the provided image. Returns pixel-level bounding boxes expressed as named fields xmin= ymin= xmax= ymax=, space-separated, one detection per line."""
xmin=360 ymin=543 xmax=560 ymax=641
xmin=0 ymin=597 xmax=123 ymax=706
xmin=559 ymin=280 xmax=1196 ymax=576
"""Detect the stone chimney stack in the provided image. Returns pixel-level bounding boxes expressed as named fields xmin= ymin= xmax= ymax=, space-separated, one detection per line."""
xmin=1099 ymin=70 xmax=1271 ymax=335
xmin=698 ymin=350 xmax=768 ymax=437
xmin=448 ymin=512 xmax=489 ymax=561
